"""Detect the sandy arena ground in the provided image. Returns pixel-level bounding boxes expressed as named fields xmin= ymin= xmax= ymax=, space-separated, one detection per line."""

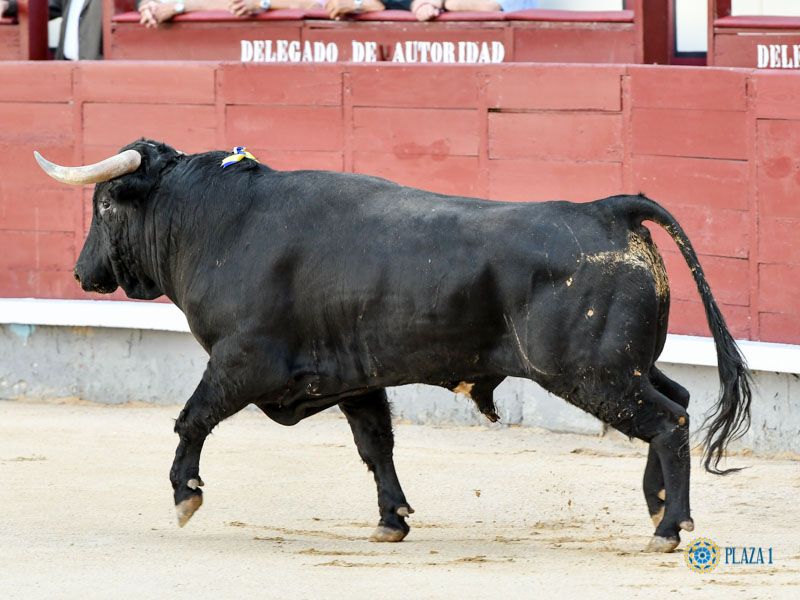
xmin=0 ymin=399 xmax=797 ymax=599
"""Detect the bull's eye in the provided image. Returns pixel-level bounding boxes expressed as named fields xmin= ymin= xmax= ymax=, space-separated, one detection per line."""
xmin=100 ymin=199 xmax=111 ymax=211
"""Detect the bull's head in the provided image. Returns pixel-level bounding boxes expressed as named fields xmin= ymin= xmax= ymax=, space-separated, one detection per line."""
xmin=34 ymin=139 xmax=182 ymax=300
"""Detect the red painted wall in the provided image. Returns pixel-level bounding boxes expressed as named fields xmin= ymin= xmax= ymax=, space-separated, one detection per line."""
xmin=1 ymin=62 xmax=798 ymax=344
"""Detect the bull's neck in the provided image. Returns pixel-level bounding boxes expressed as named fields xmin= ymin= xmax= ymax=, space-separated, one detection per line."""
xmin=139 ymin=193 xmax=183 ymax=306
xmin=144 ymin=193 xmax=214 ymax=311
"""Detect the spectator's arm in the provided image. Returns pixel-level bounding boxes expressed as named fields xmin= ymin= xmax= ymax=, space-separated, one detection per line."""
xmin=138 ymin=0 xmax=227 ymax=28
xmin=324 ymin=0 xmax=385 ymax=20
xmin=443 ymin=0 xmax=500 ymax=11
xmin=228 ymin=0 xmax=320 ymax=18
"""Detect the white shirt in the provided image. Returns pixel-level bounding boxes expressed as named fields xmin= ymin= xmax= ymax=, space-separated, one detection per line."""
xmin=62 ymin=0 xmax=87 ymax=61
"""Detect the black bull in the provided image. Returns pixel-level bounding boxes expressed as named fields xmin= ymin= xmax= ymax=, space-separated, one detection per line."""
xmin=35 ymin=139 xmax=751 ymax=553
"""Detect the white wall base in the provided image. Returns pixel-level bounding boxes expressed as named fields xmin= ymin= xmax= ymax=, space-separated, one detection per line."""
xmin=1 ymin=299 xmax=798 ymax=454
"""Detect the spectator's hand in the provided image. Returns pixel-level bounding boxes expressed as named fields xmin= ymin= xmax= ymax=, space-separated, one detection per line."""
xmin=411 ymin=0 xmax=441 ymax=21
xmin=324 ymin=0 xmax=357 ymax=20
xmin=0 ymin=0 xmax=9 ymax=18
xmin=228 ymin=0 xmax=260 ymax=17
xmin=139 ymin=1 xmax=183 ymax=27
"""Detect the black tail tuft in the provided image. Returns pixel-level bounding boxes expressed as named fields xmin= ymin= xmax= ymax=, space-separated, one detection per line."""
xmin=699 ymin=303 xmax=753 ymax=474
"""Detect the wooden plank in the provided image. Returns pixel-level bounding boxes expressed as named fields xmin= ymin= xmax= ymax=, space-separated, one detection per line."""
xmin=629 ymin=65 xmax=746 ymax=111
xmin=513 ymin=23 xmax=635 ymax=63
xmin=668 ymin=299 xmax=749 ymax=338
xmin=0 ymin=268 xmax=38 ymax=297
xmin=488 ymin=160 xmax=623 ymax=203
xmin=649 ymin=203 xmax=748 ymax=259
xmin=756 ymin=118 xmax=800 ymax=219
xmin=83 ymin=103 xmax=217 ymax=151
xmin=251 ymin=150 xmax=343 ymax=172
xmin=353 ymin=152 xmax=480 ymax=197
xmin=353 ymin=107 xmax=479 ymax=157
xmin=349 ymin=65 xmax=479 ymax=109
xmin=226 ymin=105 xmax=343 ymax=152
xmin=632 ymin=155 xmax=749 ymax=211
xmin=714 ymin=31 xmax=800 ymax=69
xmin=760 ymin=313 xmax=800 ymax=344
xmin=0 ymin=103 xmax=73 ymax=149
xmin=0 ymin=63 xmax=73 ymax=101
xmin=0 ymin=187 xmax=80 ymax=232
xmin=489 ymin=112 xmax=623 ymax=161
xmin=79 ymin=63 xmax=216 ymax=104
xmin=0 ymin=231 xmax=37 ymax=269
xmin=486 ymin=64 xmax=623 ymax=111
xmin=754 ymin=71 xmax=800 ymax=119
xmin=222 ymin=63 xmax=342 ymax=106
xmin=759 ymin=263 xmax=800 ymax=314
xmin=760 ymin=217 xmax=800 ymax=266
xmin=632 ymin=107 xmax=748 ymax=160
xmin=37 ymin=231 xmax=76 ymax=271
xmin=661 ymin=251 xmax=749 ymax=306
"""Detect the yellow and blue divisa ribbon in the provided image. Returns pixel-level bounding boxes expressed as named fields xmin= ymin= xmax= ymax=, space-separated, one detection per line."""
xmin=220 ymin=146 xmax=259 ymax=168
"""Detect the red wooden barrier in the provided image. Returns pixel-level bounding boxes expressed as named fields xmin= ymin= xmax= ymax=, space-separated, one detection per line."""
xmin=102 ymin=0 xmax=661 ymax=64
xmin=708 ymin=0 xmax=800 ymax=68
xmin=1 ymin=62 xmax=798 ymax=344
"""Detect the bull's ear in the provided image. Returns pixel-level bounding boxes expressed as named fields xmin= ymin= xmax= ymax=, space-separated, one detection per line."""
xmin=111 ymin=141 xmax=180 ymax=203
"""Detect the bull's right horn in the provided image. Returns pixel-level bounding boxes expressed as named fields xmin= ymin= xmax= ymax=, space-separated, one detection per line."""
xmin=34 ymin=149 xmax=142 ymax=185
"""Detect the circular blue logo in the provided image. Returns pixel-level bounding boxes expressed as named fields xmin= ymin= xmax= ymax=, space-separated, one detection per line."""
xmin=684 ymin=538 xmax=721 ymax=573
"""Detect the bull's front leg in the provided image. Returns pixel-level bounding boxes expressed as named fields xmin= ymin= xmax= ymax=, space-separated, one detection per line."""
xmin=171 ymin=355 xmax=256 ymax=527
xmin=339 ymin=390 xmax=414 ymax=542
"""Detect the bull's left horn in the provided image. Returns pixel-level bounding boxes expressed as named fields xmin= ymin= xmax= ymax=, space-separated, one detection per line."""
xmin=33 ymin=149 xmax=141 ymax=185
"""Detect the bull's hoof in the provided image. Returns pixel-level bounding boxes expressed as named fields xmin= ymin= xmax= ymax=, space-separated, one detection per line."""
xmin=369 ymin=525 xmax=408 ymax=543
xmin=644 ymin=535 xmax=680 ymax=553
xmin=176 ymin=494 xmax=203 ymax=528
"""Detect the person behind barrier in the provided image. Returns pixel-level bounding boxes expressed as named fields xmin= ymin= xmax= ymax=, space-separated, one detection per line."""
xmin=50 ymin=0 xmax=104 ymax=59
xmin=410 ymin=0 xmax=536 ymax=21
xmin=139 ymin=0 xmax=224 ymax=27
xmin=138 ymin=0 xmax=413 ymax=26
xmin=320 ymin=0 xmax=412 ymax=20
xmin=0 ymin=0 xmax=16 ymax=18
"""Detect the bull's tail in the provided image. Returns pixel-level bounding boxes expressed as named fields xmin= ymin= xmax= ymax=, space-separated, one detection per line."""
xmin=617 ymin=194 xmax=753 ymax=475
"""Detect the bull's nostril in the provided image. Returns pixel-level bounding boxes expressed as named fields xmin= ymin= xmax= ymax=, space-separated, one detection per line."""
xmin=73 ymin=270 xmax=81 ymax=283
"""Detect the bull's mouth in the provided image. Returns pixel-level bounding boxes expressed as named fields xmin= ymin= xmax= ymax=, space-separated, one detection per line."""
xmin=83 ymin=282 xmax=119 ymax=294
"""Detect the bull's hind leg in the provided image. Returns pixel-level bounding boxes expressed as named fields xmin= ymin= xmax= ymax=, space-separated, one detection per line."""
xmin=625 ymin=382 xmax=694 ymax=553
xmin=339 ymin=390 xmax=413 ymax=542
xmin=575 ymin=377 xmax=692 ymax=552
xmin=644 ymin=368 xmax=690 ymax=529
